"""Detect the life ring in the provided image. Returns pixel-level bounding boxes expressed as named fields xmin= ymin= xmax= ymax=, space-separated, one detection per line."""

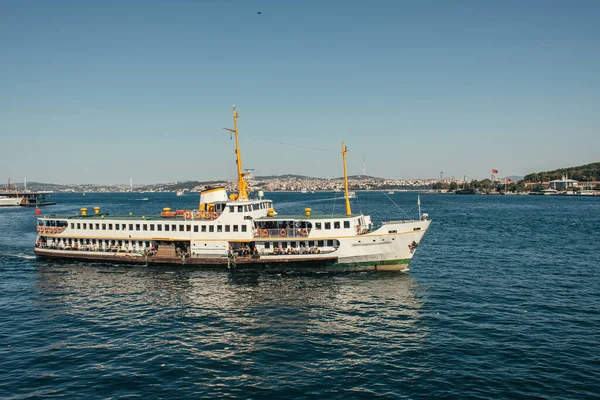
xmin=184 ymin=211 xmax=192 ymax=220
xmin=299 ymin=229 xmax=308 ymax=236
xmin=280 ymin=229 xmax=287 ymax=237
xmin=212 ymin=212 xmax=218 ymax=219
xmin=262 ymin=230 xmax=269 ymax=237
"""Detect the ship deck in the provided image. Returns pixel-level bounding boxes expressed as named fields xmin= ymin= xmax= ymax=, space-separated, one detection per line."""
xmin=33 ymin=247 xmax=339 ymax=268
xmin=40 ymin=212 xmax=363 ymax=220
xmin=255 ymin=213 xmax=361 ymax=220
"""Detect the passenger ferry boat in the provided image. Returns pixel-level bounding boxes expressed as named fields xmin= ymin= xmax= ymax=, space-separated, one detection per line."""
xmin=0 ymin=189 xmax=55 ymax=207
xmin=33 ymin=108 xmax=431 ymax=271
xmin=0 ymin=195 xmax=23 ymax=207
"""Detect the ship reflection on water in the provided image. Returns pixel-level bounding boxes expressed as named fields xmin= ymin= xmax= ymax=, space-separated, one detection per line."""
xmin=34 ymin=262 xmax=429 ymax=387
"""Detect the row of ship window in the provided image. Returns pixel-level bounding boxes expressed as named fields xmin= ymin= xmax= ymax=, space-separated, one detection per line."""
xmin=46 ymin=238 xmax=152 ymax=248
xmin=228 ymin=202 xmax=272 ymax=213
xmin=315 ymin=221 xmax=350 ymax=230
xmin=42 ymin=238 xmax=337 ymax=250
xmin=264 ymin=240 xmax=337 ymax=249
xmin=68 ymin=222 xmax=248 ymax=233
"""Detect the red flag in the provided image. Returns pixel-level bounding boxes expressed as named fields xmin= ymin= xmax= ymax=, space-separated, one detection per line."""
xmin=492 ymin=169 xmax=499 ymax=174
xmin=505 ymin=177 xmax=511 ymax=183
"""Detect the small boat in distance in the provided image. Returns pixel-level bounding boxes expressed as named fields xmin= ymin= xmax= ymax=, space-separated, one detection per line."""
xmin=176 ymin=190 xmax=185 ymax=196
xmin=0 ymin=196 xmax=23 ymax=207
xmin=388 ymin=191 xmax=395 ymax=195
xmin=347 ymin=191 xmax=356 ymax=199
xmin=0 ymin=180 xmax=55 ymax=207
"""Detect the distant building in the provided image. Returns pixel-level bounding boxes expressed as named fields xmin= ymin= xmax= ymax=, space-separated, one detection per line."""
xmin=549 ymin=175 xmax=579 ymax=191
xmin=525 ymin=181 xmax=550 ymax=190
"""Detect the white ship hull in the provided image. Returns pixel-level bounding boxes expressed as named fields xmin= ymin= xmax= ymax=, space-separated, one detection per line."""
xmin=0 ymin=197 xmax=22 ymax=207
xmin=33 ymin=210 xmax=430 ymax=271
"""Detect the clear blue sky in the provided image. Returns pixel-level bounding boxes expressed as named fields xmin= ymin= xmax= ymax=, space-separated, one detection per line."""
xmin=1 ymin=0 xmax=599 ymax=184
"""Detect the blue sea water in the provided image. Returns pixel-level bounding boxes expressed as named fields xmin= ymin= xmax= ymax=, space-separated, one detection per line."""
xmin=1 ymin=192 xmax=599 ymax=399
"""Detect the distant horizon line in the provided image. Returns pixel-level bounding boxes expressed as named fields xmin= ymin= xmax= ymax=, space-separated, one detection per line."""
xmin=4 ymin=173 xmax=526 ymax=187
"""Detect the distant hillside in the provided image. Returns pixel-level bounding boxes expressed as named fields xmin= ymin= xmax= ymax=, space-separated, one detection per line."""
xmin=506 ymin=175 xmax=524 ymax=182
xmin=256 ymin=174 xmax=382 ymax=181
xmin=347 ymin=175 xmax=382 ymax=180
xmin=255 ymin=174 xmax=320 ymax=180
xmin=524 ymin=162 xmax=600 ymax=182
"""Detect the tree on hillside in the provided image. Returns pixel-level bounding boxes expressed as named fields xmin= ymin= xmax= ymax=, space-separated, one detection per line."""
xmin=524 ymin=162 xmax=600 ymax=182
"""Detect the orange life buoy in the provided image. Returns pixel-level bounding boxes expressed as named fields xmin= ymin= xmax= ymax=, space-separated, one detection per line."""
xmin=262 ymin=230 xmax=269 ymax=237
xmin=299 ymin=228 xmax=308 ymax=236
xmin=212 ymin=212 xmax=218 ymax=219
xmin=184 ymin=211 xmax=192 ymax=220
xmin=280 ymin=229 xmax=286 ymax=237
xmin=195 ymin=212 xmax=202 ymax=219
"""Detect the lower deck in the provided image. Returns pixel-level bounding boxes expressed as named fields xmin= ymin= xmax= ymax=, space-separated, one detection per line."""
xmin=33 ymin=247 xmax=410 ymax=272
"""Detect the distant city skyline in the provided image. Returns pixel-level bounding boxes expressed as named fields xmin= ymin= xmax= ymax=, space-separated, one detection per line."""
xmin=1 ymin=1 xmax=599 ymax=184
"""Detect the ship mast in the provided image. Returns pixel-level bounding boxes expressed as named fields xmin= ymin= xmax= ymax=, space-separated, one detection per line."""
xmin=224 ymin=106 xmax=249 ymax=200
xmin=342 ymin=142 xmax=352 ymax=216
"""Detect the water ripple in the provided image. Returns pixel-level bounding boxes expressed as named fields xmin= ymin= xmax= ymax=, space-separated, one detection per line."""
xmin=1 ymin=193 xmax=599 ymax=398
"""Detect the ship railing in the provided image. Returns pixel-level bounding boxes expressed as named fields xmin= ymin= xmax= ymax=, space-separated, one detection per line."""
xmin=161 ymin=211 xmax=223 ymax=220
xmin=254 ymin=227 xmax=311 ymax=239
xmin=356 ymin=224 xmax=371 ymax=235
xmin=265 ymin=247 xmax=335 ymax=256
xmin=382 ymin=219 xmax=419 ymax=224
